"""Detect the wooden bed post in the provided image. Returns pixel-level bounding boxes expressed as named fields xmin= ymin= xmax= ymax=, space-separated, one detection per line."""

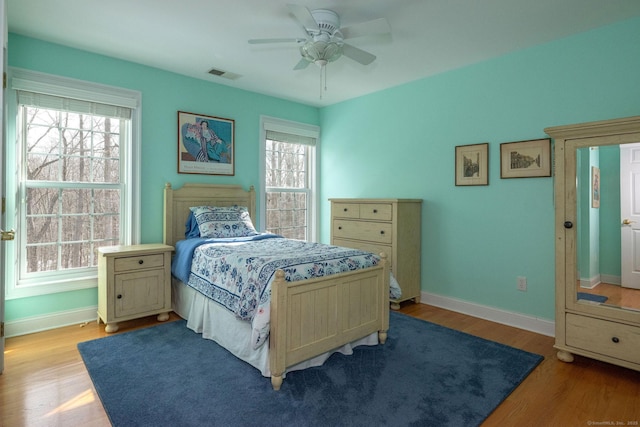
xmin=269 ymin=269 xmax=287 ymax=390
xmin=379 ymin=252 xmax=390 ymax=344
xmin=163 ymin=183 xmax=173 ymax=246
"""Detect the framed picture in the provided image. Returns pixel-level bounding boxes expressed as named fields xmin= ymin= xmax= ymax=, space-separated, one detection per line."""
xmin=592 ymin=166 xmax=600 ymax=208
xmin=500 ymin=138 xmax=551 ymax=178
xmin=177 ymin=111 xmax=234 ymax=175
xmin=455 ymin=143 xmax=489 ymax=186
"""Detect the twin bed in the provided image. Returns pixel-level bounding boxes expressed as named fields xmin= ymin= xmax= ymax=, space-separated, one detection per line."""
xmin=163 ymin=183 xmax=391 ymax=390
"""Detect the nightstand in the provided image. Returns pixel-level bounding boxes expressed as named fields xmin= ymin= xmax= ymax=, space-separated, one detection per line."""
xmin=97 ymin=244 xmax=174 ymax=333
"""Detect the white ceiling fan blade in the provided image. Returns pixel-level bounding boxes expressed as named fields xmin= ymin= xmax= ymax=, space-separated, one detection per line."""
xmin=340 ymin=18 xmax=390 ymax=39
xmin=293 ymin=58 xmax=312 ymax=70
xmin=342 ymin=43 xmax=376 ymax=65
xmin=248 ymin=38 xmax=305 ymax=44
xmin=287 ymin=4 xmax=319 ymax=33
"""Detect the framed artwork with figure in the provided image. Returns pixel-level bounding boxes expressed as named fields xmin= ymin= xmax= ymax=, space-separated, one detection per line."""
xmin=178 ymin=111 xmax=234 ymax=175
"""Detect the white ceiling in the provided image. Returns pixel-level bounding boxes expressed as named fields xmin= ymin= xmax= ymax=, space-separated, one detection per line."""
xmin=8 ymin=0 xmax=640 ymax=107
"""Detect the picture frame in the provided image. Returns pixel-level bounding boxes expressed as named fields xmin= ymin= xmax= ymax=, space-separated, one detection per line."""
xmin=455 ymin=143 xmax=489 ymax=186
xmin=592 ymin=166 xmax=600 ymax=208
xmin=500 ymin=138 xmax=551 ymax=179
xmin=177 ymin=111 xmax=234 ymax=175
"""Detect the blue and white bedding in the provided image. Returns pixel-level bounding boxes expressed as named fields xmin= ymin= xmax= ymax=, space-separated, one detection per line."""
xmin=171 ymin=234 xmax=393 ymax=349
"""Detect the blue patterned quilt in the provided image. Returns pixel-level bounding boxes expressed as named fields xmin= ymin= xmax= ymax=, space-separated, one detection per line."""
xmin=182 ymin=236 xmax=381 ymax=349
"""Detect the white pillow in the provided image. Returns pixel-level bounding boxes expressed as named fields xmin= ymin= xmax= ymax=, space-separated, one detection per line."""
xmin=189 ymin=206 xmax=258 ymax=238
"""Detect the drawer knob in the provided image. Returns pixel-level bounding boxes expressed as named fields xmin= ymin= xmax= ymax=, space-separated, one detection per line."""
xmin=373 ymin=209 xmax=378 ymax=213
xmin=338 ymin=226 xmax=342 ymax=230
xmin=380 ymin=230 xmax=385 ymax=234
xmin=117 ymin=294 xmax=123 ymax=299
xmin=343 ymin=208 xmax=348 ymax=212
xmin=138 ymin=259 xmax=144 ymax=264
xmin=612 ymin=336 xmax=620 ymax=343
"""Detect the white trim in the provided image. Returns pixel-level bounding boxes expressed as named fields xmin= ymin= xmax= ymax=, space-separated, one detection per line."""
xmin=11 ymin=68 xmax=139 ymax=108
xmin=600 ymin=274 xmax=621 ymax=286
xmin=6 ymin=276 xmax=97 ymax=300
xmin=4 ymin=305 xmax=98 ymax=338
xmin=4 ymin=68 xmax=142 ymax=298
xmin=262 ymin=116 xmax=319 ymax=139
xmin=259 ymin=116 xmax=320 ymax=241
xmin=421 ymin=291 xmax=555 ymax=337
xmin=579 ymin=274 xmax=601 ymax=289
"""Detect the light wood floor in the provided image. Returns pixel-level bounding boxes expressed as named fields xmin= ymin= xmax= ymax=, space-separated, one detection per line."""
xmin=1 ymin=304 xmax=639 ymax=427
xmin=580 ymin=282 xmax=640 ymax=311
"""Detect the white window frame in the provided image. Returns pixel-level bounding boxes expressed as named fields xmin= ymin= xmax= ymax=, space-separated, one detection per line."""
xmin=259 ymin=116 xmax=319 ymax=242
xmin=5 ymin=68 xmax=141 ymax=299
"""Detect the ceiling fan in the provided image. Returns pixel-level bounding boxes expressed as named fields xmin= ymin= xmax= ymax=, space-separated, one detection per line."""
xmin=248 ymin=4 xmax=391 ymax=71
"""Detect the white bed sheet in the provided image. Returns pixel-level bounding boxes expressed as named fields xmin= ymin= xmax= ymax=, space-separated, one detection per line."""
xmin=171 ymin=278 xmax=379 ymax=377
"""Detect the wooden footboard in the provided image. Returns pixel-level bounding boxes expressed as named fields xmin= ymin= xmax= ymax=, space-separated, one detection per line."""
xmin=269 ymin=253 xmax=390 ymax=390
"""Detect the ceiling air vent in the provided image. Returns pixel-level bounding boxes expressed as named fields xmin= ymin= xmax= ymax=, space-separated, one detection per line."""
xmin=207 ymin=68 xmax=241 ymax=80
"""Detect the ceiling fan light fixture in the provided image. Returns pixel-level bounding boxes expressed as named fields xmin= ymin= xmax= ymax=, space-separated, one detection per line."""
xmin=300 ymin=40 xmax=343 ymax=65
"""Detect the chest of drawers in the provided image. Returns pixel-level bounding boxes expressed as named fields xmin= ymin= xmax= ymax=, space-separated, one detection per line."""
xmin=330 ymin=198 xmax=422 ymax=308
xmin=97 ymin=244 xmax=174 ymax=332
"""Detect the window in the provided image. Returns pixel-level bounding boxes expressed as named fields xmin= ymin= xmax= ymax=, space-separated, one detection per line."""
xmin=8 ymin=69 xmax=141 ymax=297
xmin=260 ymin=117 xmax=319 ymax=241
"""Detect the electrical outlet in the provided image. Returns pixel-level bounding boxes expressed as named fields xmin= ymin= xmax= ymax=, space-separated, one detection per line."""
xmin=517 ymin=276 xmax=527 ymax=292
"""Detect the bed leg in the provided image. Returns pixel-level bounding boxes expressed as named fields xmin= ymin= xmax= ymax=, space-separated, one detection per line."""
xmin=271 ymin=375 xmax=283 ymax=391
xmin=378 ymin=330 xmax=387 ymax=344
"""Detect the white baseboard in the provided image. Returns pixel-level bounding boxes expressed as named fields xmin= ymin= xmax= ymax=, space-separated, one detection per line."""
xmin=5 ymin=306 xmax=98 ymax=338
xmin=6 ymin=294 xmax=556 ymax=339
xmin=421 ymin=291 xmax=555 ymax=337
xmin=600 ymin=274 xmax=621 ymax=286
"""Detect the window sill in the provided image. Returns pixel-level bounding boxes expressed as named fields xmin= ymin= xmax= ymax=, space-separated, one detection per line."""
xmin=6 ymin=275 xmax=98 ymax=300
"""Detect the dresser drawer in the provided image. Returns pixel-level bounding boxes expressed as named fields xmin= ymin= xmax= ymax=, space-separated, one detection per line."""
xmin=114 ymin=253 xmax=165 ymax=272
xmin=566 ymin=313 xmax=640 ymax=365
xmin=332 ymin=238 xmax=393 ymax=268
xmin=331 ymin=202 xmax=393 ymax=221
xmin=359 ymin=203 xmax=392 ymax=221
xmin=332 ymin=203 xmax=361 ymax=219
xmin=333 ymin=220 xmax=393 ymax=244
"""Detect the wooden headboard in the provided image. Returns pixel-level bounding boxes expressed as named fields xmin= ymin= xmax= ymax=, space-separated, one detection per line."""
xmin=163 ymin=183 xmax=256 ymax=247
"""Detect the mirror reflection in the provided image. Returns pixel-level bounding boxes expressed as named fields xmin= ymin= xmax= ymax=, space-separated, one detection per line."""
xmin=576 ymin=143 xmax=640 ymax=312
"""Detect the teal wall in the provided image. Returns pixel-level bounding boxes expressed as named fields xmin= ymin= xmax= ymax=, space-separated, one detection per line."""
xmin=5 ymin=34 xmax=319 ymax=322
xmin=318 ymin=17 xmax=640 ymax=321
xmin=6 ymin=16 xmax=640 ymax=325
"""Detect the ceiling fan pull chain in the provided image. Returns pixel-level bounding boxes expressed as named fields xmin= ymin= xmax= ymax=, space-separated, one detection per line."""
xmin=319 ymin=65 xmax=323 ymax=99
xmin=324 ymin=65 xmax=328 ymax=92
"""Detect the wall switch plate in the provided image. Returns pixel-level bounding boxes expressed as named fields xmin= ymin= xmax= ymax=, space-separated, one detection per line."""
xmin=517 ymin=276 xmax=527 ymax=291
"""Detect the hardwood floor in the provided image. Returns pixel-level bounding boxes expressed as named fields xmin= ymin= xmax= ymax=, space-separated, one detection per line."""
xmin=580 ymin=282 xmax=640 ymax=311
xmin=1 ymin=305 xmax=639 ymax=426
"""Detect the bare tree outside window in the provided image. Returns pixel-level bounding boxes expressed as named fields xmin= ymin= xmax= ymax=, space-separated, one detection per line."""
xmin=22 ymin=106 xmax=122 ymax=275
xmin=265 ymin=140 xmax=310 ymax=240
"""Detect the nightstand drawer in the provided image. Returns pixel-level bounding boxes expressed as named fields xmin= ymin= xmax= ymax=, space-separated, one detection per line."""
xmin=114 ymin=254 xmax=165 ymax=272
xmin=333 ymin=220 xmax=393 ymax=244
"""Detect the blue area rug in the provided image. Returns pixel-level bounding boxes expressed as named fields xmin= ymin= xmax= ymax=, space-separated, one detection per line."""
xmin=78 ymin=311 xmax=543 ymax=427
xmin=577 ymin=292 xmax=608 ymax=303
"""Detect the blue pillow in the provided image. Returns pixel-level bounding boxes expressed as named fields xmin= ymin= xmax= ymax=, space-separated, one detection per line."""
xmin=185 ymin=212 xmax=201 ymax=239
